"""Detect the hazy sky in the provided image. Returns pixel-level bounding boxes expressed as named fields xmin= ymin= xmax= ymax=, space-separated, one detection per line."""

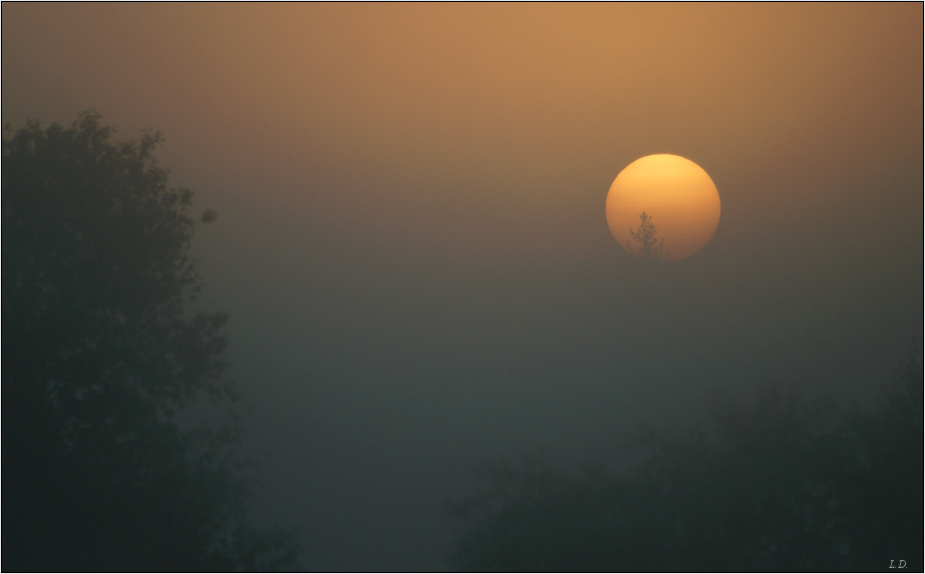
xmin=4 ymin=4 xmax=922 ymax=570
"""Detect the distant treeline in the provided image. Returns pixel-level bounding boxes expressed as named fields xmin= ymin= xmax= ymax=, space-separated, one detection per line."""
xmin=447 ymin=353 xmax=923 ymax=572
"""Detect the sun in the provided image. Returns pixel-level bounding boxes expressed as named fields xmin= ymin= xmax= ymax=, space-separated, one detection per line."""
xmin=605 ymin=154 xmax=720 ymax=262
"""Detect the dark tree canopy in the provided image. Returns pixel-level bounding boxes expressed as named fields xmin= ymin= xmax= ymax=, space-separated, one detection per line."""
xmin=628 ymin=211 xmax=665 ymax=262
xmin=447 ymin=354 xmax=923 ymax=572
xmin=2 ymin=112 xmax=298 ymax=571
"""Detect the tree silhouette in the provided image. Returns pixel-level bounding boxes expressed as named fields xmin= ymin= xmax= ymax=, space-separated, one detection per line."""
xmin=628 ymin=211 xmax=666 ymax=262
xmin=447 ymin=354 xmax=923 ymax=571
xmin=2 ymin=112 xmax=298 ymax=571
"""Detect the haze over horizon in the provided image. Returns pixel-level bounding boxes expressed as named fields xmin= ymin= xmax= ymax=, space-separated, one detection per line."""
xmin=4 ymin=4 xmax=921 ymax=569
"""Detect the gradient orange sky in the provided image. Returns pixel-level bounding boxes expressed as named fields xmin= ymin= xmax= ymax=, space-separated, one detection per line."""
xmin=3 ymin=3 xmax=921 ymax=259
xmin=4 ymin=4 xmax=921 ymax=570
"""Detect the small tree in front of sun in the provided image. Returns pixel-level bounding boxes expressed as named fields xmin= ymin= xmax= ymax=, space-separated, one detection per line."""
xmin=628 ymin=211 xmax=666 ymax=262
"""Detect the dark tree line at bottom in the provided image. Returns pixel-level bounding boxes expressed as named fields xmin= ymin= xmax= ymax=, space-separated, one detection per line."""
xmin=447 ymin=353 xmax=923 ymax=572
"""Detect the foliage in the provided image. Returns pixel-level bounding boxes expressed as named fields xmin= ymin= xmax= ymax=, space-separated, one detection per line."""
xmin=2 ymin=112 xmax=299 ymax=571
xmin=447 ymin=355 xmax=923 ymax=571
xmin=627 ymin=211 xmax=666 ymax=262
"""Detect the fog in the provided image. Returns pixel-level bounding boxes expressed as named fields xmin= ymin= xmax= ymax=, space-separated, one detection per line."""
xmin=4 ymin=4 xmax=921 ymax=570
